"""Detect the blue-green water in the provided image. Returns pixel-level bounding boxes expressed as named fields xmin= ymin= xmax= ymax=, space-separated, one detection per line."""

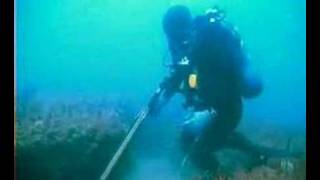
xmin=17 ymin=0 xmax=306 ymax=179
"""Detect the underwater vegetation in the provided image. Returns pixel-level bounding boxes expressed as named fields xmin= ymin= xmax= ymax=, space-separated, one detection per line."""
xmin=179 ymin=152 xmax=305 ymax=180
xmin=186 ymin=122 xmax=306 ymax=180
xmin=16 ymin=95 xmax=135 ymax=180
xmin=15 ymin=93 xmax=305 ymax=180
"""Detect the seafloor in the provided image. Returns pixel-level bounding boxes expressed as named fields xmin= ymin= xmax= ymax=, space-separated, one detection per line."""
xmin=15 ymin=95 xmax=306 ymax=180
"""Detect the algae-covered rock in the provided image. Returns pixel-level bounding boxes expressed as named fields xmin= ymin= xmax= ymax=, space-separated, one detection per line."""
xmin=16 ymin=97 xmax=134 ymax=180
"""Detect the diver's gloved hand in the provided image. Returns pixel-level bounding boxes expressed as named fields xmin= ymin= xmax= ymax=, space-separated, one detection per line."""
xmin=182 ymin=109 xmax=217 ymax=136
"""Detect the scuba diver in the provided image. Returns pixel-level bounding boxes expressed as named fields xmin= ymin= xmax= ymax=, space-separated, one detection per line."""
xmin=147 ymin=5 xmax=301 ymax=175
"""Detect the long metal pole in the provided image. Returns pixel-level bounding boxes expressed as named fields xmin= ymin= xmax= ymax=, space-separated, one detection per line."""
xmin=99 ymin=107 xmax=149 ymax=180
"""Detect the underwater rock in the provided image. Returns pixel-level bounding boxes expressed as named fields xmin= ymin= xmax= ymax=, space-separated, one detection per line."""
xmin=16 ymin=97 xmax=134 ymax=180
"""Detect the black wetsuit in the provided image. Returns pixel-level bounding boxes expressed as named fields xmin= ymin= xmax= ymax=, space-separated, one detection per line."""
xmin=155 ymin=15 xmax=294 ymax=172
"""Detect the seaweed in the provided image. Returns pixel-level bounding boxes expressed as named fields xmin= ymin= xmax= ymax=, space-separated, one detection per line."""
xmin=16 ymin=96 xmax=306 ymax=180
xmin=16 ymin=97 xmax=134 ymax=180
xmin=189 ymin=120 xmax=306 ymax=180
